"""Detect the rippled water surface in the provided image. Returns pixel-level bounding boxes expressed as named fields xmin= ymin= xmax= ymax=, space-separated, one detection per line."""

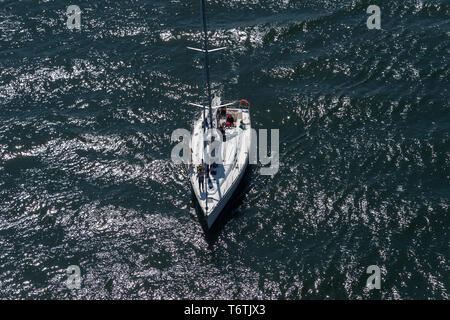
xmin=0 ymin=0 xmax=449 ymax=299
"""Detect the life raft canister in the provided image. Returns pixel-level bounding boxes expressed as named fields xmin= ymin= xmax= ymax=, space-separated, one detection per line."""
xmin=239 ymin=99 xmax=249 ymax=108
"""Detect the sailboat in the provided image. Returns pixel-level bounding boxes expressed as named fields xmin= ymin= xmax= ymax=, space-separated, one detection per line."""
xmin=188 ymin=0 xmax=252 ymax=229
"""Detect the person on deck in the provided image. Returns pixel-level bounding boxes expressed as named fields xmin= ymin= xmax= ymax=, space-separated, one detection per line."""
xmin=196 ymin=161 xmax=205 ymax=192
xmin=226 ymin=114 xmax=235 ymax=127
xmin=218 ymin=106 xmax=226 ymax=119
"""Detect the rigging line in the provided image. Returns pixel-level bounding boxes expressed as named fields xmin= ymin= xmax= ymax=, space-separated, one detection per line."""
xmin=200 ymin=0 xmax=214 ymax=209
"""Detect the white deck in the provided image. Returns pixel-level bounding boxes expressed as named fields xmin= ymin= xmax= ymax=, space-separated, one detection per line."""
xmin=189 ymin=99 xmax=251 ymax=228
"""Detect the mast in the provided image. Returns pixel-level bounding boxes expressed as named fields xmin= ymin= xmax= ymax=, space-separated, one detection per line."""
xmin=200 ymin=0 xmax=213 ymax=129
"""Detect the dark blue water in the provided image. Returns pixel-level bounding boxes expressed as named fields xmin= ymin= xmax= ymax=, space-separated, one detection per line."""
xmin=0 ymin=0 xmax=448 ymax=299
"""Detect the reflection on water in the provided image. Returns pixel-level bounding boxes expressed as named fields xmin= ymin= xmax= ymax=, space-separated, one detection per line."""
xmin=0 ymin=0 xmax=448 ymax=299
